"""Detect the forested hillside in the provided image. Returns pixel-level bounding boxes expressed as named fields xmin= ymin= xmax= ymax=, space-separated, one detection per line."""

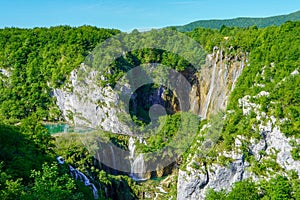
xmin=0 ymin=26 xmax=119 ymax=123
xmin=0 ymin=20 xmax=300 ymax=199
xmin=176 ymin=10 xmax=300 ymax=32
xmin=182 ymin=20 xmax=300 ymax=199
xmin=187 ymin=21 xmax=300 ymax=138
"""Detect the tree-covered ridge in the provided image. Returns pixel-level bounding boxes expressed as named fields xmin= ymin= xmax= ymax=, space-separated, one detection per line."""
xmin=181 ymin=21 xmax=300 ymax=199
xmin=187 ymin=20 xmax=300 ymax=154
xmin=0 ymin=19 xmax=300 ymax=199
xmin=0 ymin=120 xmax=138 ymax=199
xmin=0 ymin=26 xmax=120 ymax=123
xmin=176 ymin=10 xmax=300 ymax=32
xmin=219 ymin=21 xmax=300 ymax=142
xmin=85 ymin=28 xmax=206 ymax=87
xmin=187 ymin=21 xmax=300 ymax=125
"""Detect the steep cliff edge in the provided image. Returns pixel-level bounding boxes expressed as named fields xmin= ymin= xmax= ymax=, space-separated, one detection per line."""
xmin=54 ymin=48 xmax=245 ymax=129
xmin=52 ymin=47 xmax=247 ymax=184
xmin=50 ymin=40 xmax=299 ymax=200
xmin=53 ymin=63 xmax=131 ymax=134
xmin=177 ymin=69 xmax=300 ymax=200
xmin=190 ymin=47 xmax=245 ymax=118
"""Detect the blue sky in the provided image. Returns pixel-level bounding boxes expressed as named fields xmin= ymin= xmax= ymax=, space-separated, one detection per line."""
xmin=1 ymin=0 xmax=300 ymax=31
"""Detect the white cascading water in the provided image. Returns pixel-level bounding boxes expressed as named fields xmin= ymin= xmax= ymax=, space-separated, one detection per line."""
xmin=219 ymin=49 xmax=223 ymax=78
xmin=128 ymin=137 xmax=135 ymax=162
xmin=69 ymin=165 xmax=99 ymax=199
xmin=128 ymin=137 xmax=147 ymax=181
xmin=217 ymin=50 xmax=224 ymax=107
xmin=231 ymin=58 xmax=244 ymax=91
xmin=96 ymin=151 xmax=101 ymax=167
xmin=57 ymin=156 xmax=99 ymax=199
xmin=202 ymin=52 xmax=218 ymax=118
xmin=189 ymin=49 xmax=247 ymax=117
xmin=131 ymin=154 xmax=146 ymax=180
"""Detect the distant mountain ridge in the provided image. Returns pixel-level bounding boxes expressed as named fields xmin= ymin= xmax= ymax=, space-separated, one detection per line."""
xmin=176 ymin=10 xmax=300 ymax=32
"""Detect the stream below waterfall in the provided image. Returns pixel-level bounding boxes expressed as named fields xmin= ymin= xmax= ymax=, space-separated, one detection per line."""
xmin=44 ymin=123 xmax=93 ymax=135
xmin=56 ymin=156 xmax=99 ymax=199
xmin=128 ymin=137 xmax=147 ymax=181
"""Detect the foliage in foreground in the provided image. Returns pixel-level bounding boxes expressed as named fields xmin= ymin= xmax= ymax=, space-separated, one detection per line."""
xmin=206 ymin=174 xmax=300 ymax=200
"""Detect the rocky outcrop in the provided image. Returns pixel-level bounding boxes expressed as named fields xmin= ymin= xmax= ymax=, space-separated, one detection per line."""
xmin=53 ymin=63 xmax=131 ymax=134
xmin=177 ymin=48 xmax=248 ymax=199
xmin=53 ymin=48 xmax=247 ymax=182
xmin=54 ymin=48 xmax=246 ymax=130
xmin=177 ymin=71 xmax=300 ymax=199
xmin=189 ymin=48 xmax=245 ymax=118
xmin=177 ymin=138 xmax=249 ymax=200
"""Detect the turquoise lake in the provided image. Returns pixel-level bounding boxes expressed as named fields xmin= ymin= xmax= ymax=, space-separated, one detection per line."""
xmin=44 ymin=124 xmax=93 ymax=135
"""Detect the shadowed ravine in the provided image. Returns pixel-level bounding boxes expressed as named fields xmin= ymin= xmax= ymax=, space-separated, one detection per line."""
xmin=53 ymin=47 xmax=247 ymax=181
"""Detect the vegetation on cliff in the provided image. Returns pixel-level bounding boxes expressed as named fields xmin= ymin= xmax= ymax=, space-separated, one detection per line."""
xmin=182 ymin=20 xmax=300 ymax=199
xmin=0 ymin=26 xmax=119 ymax=123
xmin=0 ymin=19 xmax=300 ymax=199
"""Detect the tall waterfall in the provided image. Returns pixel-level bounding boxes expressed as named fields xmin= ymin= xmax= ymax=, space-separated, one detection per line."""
xmin=56 ymin=156 xmax=99 ymax=199
xmin=231 ymin=57 xmax=245 ymax=91
xmin=189 ymin=49 xmax=246 ymax=118
xmin=128 ymin=137 xmax=147 ymax=181
xmin=202 ymin=52 xmax=218 ymax=118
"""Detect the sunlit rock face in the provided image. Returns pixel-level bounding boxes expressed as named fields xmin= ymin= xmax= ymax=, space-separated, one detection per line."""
xmin=189 ymin=48 xmax=246 ymax=118
xmin=54 ymin=48 xmax=245 ymax=131
xmin=177 ymin=70 xmax=300 ymax=200
xmin=53 ymin=47 xmax=247 ymax=183
xmin=53 ymin=63 xmax=131 ymax=134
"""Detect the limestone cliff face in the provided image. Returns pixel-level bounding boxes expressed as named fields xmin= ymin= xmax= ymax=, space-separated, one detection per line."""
xmin=189 ymin=48 xmax=245 ymax=118
xmin=52 ymin=48 xmax=299 ymax=199
xmin=53 ymin=48 xmax=245 ymax=131
xmin=177 ymin=71 xmax=300 ymax=200
xmin=53 ymin=63 xmax=131 ymax=134
xmin=177 ymin=47 xmax=249 ymax=199
xmin=53 ymin=48 xmax=248 ymax=184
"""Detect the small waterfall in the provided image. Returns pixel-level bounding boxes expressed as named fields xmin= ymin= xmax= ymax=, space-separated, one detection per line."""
xmin=131 ymin=154 xmax=146 ymax=181
xmin=128 ymin=137 xmax=147 ymax=181
xmin=138 ymin=137 xmax=147 ymax=145
xmin=57 ymin=156 xmax=99 ymax=199
xmin=69 ymin=165 xmax=99 ymax=199
xmin=224 ymin=63 xmax=228 ymax=85
xmin=239 ymin=58 xmax=245 ymax=77
xmin=128 ymin=137 xmax=135 ymax=160
xmin=96 ymin=151 xmax=101 ymax=168
xmin=202 ymin=52 xmax=218 ymax=118
xmin=219 ymin=48 xmax=223 ymax=71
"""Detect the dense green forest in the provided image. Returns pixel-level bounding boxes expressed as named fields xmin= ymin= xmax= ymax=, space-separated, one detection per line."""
xmin=0 ymin=19 xmax=300 ymax=199
xmin=206 ymin=175 xmax=300 ymax=200
xmin=176 ymin=10 xmax=300 ymax=31
xmin=184 ymin=21 xmax=300 ymax=199
xmin=0 ymin=26 xmax=120 ymax=123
